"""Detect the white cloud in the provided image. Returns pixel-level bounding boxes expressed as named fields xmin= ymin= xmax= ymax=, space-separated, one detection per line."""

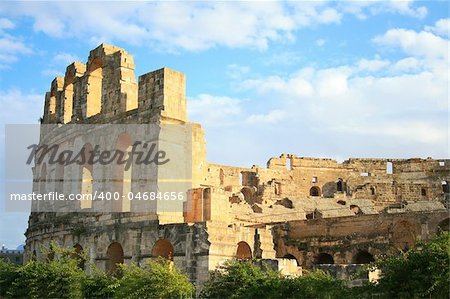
xmin=373 ymin=28 xmax=448 ymax=60
xmin=226 ymin=64 xmax=250 ymax=80
xmin=392 ymin=57 xmax=421 ymax=72
xmin=316 ymin=39 xmax=326 ymax=47
xmin=264 ymin=51 xmax=302 ymax=66
xmin=232 ymin=24 xmax=448 ymax=155
xmin=0 ymin=1 xmax=433 ymax=52
xmin=357 ymin=58 xmax=390 ymax=72
xmin=0 ymin=17 xmax=14 ymax=31
xmin=339 ymin=0 xmax=428 ymax=20
xmin=53 ymin=52 xmax=80 ymax=65
xmin=0 ymin=89 xmax=42 ymax=124
xmin=425 ymin=18 xmax=450 ymax=38
xmin=188 ymin=94 xmax=243 ymax=126
xmin=41 ymin=69 xmax=63 ymax=77
xmin=246 ymin=110 xmax=286 ymax=125
xmin=0 ymin=35 xmax=32 ymax=67
xmin=0 ymin=17 xmax=32 ymax=67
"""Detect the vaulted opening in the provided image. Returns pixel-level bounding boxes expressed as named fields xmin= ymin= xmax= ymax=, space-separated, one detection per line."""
xmin=86 ymin=57 xmax=103 ymax=117
xmin=353 ymin=251 xmax=375 ymax=264
xmin=236 ymin=241 xmax=252 ymax=260
xmin=152 ymin=239 xmax=174 ymax=261
xmin=106 ymin=242 xmax=124 ymax=274
xmin=310 ymin=186 xmax=320 ymax=197
xmin=315 ymin=253 xmax=334 ymax=264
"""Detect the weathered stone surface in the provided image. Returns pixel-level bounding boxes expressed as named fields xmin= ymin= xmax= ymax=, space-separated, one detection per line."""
xmin=27 ymin=45 xmax=450 ymax=288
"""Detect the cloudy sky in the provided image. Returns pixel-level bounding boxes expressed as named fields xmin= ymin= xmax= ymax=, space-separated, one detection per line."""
xmin=0 ymin=1 xmax=448 ymax=247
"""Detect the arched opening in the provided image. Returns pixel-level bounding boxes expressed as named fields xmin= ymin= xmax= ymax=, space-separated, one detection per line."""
xmin=32 ymin=249 xmax=37 ymax=261
xmin=106 ymin=242 xmax=124 ymax=274
xmin=350 ymin=205 xmax=362 ymax=215
xmin=236 ymin=241 xmax=252 ymax=260
xmin=80 ymin=143 xmax=93 ymax=209
xmin=219 ymin=169 xmax=224 ymax=185
xmin=392 ymin=221 xmax=416 ymax=251
xmin=310 ymin=186 xmax=321 ymax=197
xmin=63 ymin=76 xmax=74 ymax=123
xmin=437 ymin=218 xmax=449 ymax=232
xmin=39 ymin=163 xmax=47 ymax=194
xmin=55 ymin=162 xmax=64 ymax=193
xmin=442 ymin=181 xmax=449 ymax=194
xmin=386 ymin=162 xmax=393 ymax=174
xmin=47 ymin=93 xmax=57 ymax=122
xmin=86 ymin=57 xmax=103 ymax=117
xmin=315 ymin=253 xmax=334 ymax=264
xmin=73 ymin=244 xmax=85 ymax=269
xmin=203 ymin=188 xmax=211 ymax=221
xmin=421 ymin=188 xmax=427 ymax=196
xmin=241 ymin=187 xmax=254 ymax=205
xmin=113 ymin=133 xmax=133 ymax=212
xmin=286 ymin=158 xmax=291 ymax=170
xmin=47 ymin=244 xmax=55 ymax=262
xmin=370 ymin=186 xmax=376 ymax=195
xmin=283 ymin=254 xmax=299 ymax=266
xmin=152 ymin=239 xmax=174 ymax=261
xmin=336 ymin=179 xmax=343 ymax=192
xmin=353 ymin=251 xmax=375 ymax=264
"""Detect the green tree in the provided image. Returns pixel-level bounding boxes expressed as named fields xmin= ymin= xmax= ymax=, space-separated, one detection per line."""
xmin=114 ymin=258 xmax=194 ymax=299
xmin=363 ymin=231 xmax=450 ymax=299
xmin=0 ymin=259 xmax=18 ymax=297
xmin=200 ymin=259 xmax=349 ymax=299
xmin=7 ymin=257 xmax=85 ymax=298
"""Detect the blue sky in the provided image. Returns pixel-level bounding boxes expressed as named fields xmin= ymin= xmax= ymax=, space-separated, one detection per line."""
xmin=0 ymin=1 xmax=448 ymax=248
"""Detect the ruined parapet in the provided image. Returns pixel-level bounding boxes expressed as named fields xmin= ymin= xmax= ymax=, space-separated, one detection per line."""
xmin=42 ymin=44 xmax=138 ymax=124
xmin=138 ymin=68 xmax=187 ymax=123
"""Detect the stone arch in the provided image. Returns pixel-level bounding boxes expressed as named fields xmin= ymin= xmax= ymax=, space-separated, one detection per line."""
xmin=219 ymin=168 xmax=224 ymax=185
xmin=39 ymin=163 xmax=47 ymax=194
xmin=241 ymin=187 xmax=254 ymax=205
xmin=283 ymin=254 xmax=299 ymax=266
xmin=437 ymin=218 xmax=449 ymax=232
xmin=310 ymin=186 xmax=321 ymax=197
xmin=113 ymin=133 xmax=133 ymax=212
xmin=203 ymin=188 xmax=211 ymax=221
xmin=55 ymin=162 xmax=64 ymax=193
xmin=315 ymin=253 xmax=334 ymax=264
xmin=86 ymin=57 xmax=103 ymax=117
xmin=73 ymin=243 xmax=85 ymax=269
xmin=336 ymin=179 xmax=344 ymax=192
xmin=106 ymin=242 xmax=124 ymax=274
xmin=152 ymin=239 xmax=174 ymax=261
xmin=352 ymin=251 xmax=375 ymax=264
xmin=392 ymin=220 xmax=416 ymax=251
xmin=47 ymin=91 xmax=57 ymax=122
xmin=442 ymin=181 xmax=449 ymax=194
xmin=62 ymin=75 xmax=75 ymax=123
xmin=350 ymin=205 xmax=362 ymax=215
xmin=236 ymin=241 xmax=252 ymax=260
xmin=80 ymin=143 xmax=93 ymax=209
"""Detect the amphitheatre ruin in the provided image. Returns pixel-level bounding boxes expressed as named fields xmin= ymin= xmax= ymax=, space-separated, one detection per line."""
xmin=25 ymin=44 xmax=450 ymax=287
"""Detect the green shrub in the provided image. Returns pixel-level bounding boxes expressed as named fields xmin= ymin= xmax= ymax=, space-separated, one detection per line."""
xmin=114 ymin=258 xmax=194 ymax=299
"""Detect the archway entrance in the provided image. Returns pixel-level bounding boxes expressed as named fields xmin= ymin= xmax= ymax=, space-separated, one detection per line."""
xmin=310 ymin=186 xmax=321 ymax=197
xmin=236 ymin=241 xmax=252 ymax=260
xmin=152 ymin=239 xmax=174 ymax=261
xmin=106 ymin=242 xmax=124 ymax=274
xmin=353 ymin=251 xmax=375 ymax=264
xmin=315 ymin=253 xmax=334 ymax=264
